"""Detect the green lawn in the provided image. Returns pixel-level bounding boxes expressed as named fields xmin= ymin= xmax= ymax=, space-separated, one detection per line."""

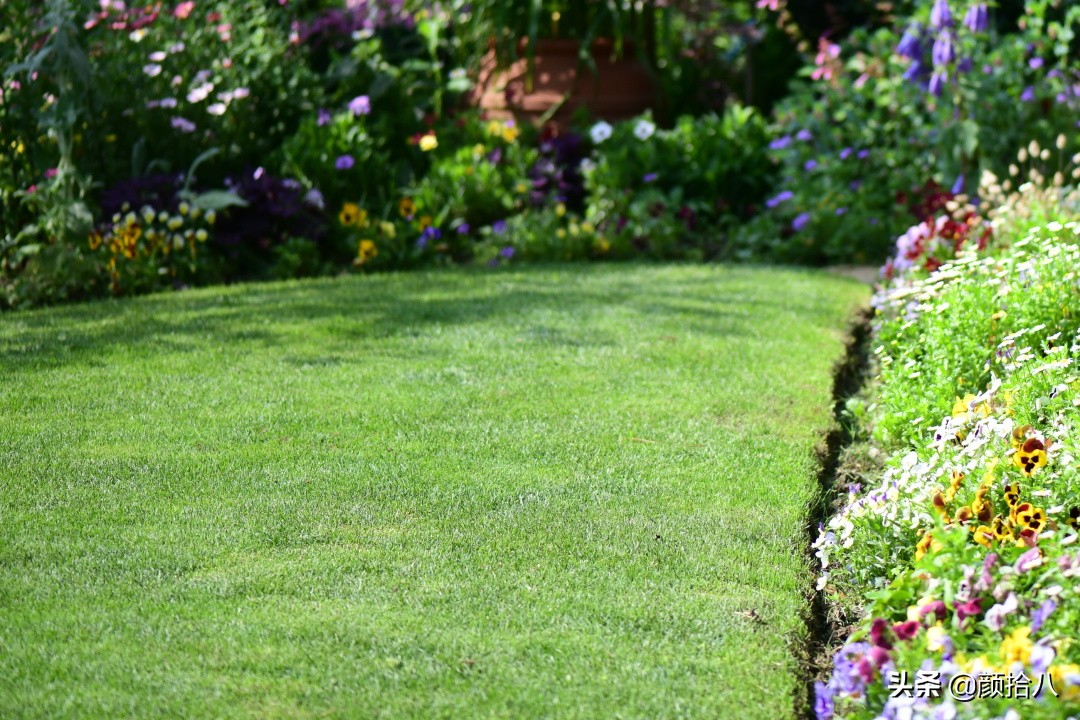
xmin=0 ymin=264 xmax=866 ymax=719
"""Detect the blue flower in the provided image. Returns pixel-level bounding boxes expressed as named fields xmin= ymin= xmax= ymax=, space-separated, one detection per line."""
xmin=796 ymin=129 xmax=813 ymax=141
xmin=930 ymin=0 xmax=953 ymax=30
xmin=896 ymin=24 xmax=922 ymax=59
xmin=492 ymin=220 xmax=507 ymax=234
xmin=499 ymin=246 xmax=515 ymax=259
xmin=963 ymin=3 xmax=989 ymax=32
xmin=804 ymin=159 xmax=818 ymax=171
xmin=770 ymin=136 xmax=793 ymax=150
xmin=317 ymin=108 xmax=332 ymax=126
xmin=792 ymin=212 xmax=811 ymax=231
xmin=348 ymin=95 xmax=372 ymax=116
xmin=1031 ymin=598 xmax=1057 ymax=632
xmin=813 ymin=681 xmax=834 ymax=720
xmin=839 ymin=147 xmax=853 ymax=160
xmin=335 ymin=154 xmax=355 ymax=170
xmin=932 ymin=32 xmax=955 ymax=66
xmin=1021 ymin=85 xmax=1036 ymax=101
xmin=643 ymin=172 xmax=659 ymax=183
xmin=1029 ymin=57 xmax=1044 ymax=69
xmin=951 ymin=174 xmax=965 ymax=194
xmin=456 ymin=223 xmax=471 ymax=235
xmin=903 ymin=59 xmax=925 ymax=83
xmin=835 ymin=207 xmax=848 ymax=216
xmin=929 ymin=70 xmax=948 ymax=96
xmin=766 ymin=190 xmax=794 ymax=208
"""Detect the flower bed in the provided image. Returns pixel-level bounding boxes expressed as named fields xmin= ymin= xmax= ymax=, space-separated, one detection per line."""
xmin=813 ymin=184 xmax=1080 ymax=718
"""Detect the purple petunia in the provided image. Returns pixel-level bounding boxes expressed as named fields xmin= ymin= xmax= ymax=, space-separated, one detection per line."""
xmin=814 ymin=681 xmax=834 ymax=720
xmin=335 ymin=154 xmax=355 ymax=170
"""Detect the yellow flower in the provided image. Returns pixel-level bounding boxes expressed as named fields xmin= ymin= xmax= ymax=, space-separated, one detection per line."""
xmin=418 ymin=215 xmax=432 ymax=231
xmin=205 ymin=210 xmax=216 ymax=225
xmin=354 ymin=239 xmax=378 ymax=266
xmin=167 ymin=216 xmax=183 ymax=231
xmin=944 ymin=470 xmax=965 ymax=503
xmin=556 ymin=229 xmax=567 ymax=240
xmin=915 ymin=530 xmax=942 ymax=560
xmin=1013 ymin=437 xmax=1048 ymax=476
xmin=999 ymin=625 xmax=1033 ymax=666
xmin=1011 ymin=502 xmax=1047 ymax=534
xmin=419 ymin=133 xmax=438 ymax=152
xmin=88 ymin=231 xmax=103 ymax=251
xmin=502 ymin=124 xmax=519 ymax=143
xmin=972 ymin=525 xmax=993 ymax=548
xmin=195 ymin=229 xmax=208 ymax=243
xmin=1003 ymin=482 xmax=1021 ymax=508
xmin=555 ymin=203 xmax=566 ymax=218
xmin=582 ymin=222 xmax=595 ymax=234
xmin=339 ymin=202 xmax=362 ymax=227
xmin=178 ymin=202 xmax=190 ymax=216
xmin=594 ymin=237 xmax=611 ymax=254
xmin=485 ymin=120 xmax=503 ymax=137
xmin=1049 ymin=664 xmax=1080 ymax=701
xmin=398 ymin=197 xmax=416 ymax=218
xmin=926 ymin=624 xmax=949 ymax=652
xmin=379 ymin=221 xmax=396 ymax=238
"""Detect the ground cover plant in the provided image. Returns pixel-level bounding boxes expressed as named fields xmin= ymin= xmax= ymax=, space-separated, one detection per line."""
xmin=0 ymin=264 xmax=867 ymax=718
xmin=810 ymin=167 xmax=1080 ymax=718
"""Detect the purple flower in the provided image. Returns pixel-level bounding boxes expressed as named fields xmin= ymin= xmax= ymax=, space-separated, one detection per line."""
xmin=951 ymin=174 xmax=965 ymax=194
xmin=839 ymin=147 xmax=853 ymax=160
xmin=348 ymin=95 xmax=371 ymax=116
xmin=804 ymin=159 xmax=818 ymax=171
xmin=857 ymin=149 xmax=870 ymax=159
xmin=792 ymin=212 xmax=811 ymax=231
xmin=770 ymin=135 xmax=792 ymax=150
xmin=492 ymin=220 xmax=507 ymax=235
xmin=1031 ymin=642 xmax=1056 ymax=674
xmin=303 ymin=188 xmax=325 ymax=210
xmin=170 ymin=116 xmax=196 ymax=133
xmin=929 ymin=70 xmax=948 ymax=96
xmin=1031 ymin=598 xmax=1057 ymax=632
xmin=1029 ymin=57 xmax=1044 ymax=69
xmin=963 ymin=3 xmax=988 ymax=32
xmin=418 ymin=226 xmax=442 ymax=248
xmin=897 ymin=24 xmax=922 ymax=59
xmin=933 ymin=32 xmax=956 ymax=66
xmin=813 ymin=681 xmax=834 ymax=720
xmin=335 ymin=154 xmax=355 ymax=170
xmin=456 ymin=223 xmax=471 ymax=234
xmin=643 ymin=172 xmax=659 ymax=183
xmin=849 ymin=180 xmax=862 ymax=191
xmin=1015 ymin=547 xmax=1043 ymax=574
xmin=930 ymin=0 xmax=953 ymax=30
xmin=903 ymin=59 xmax=925 ymax=83
xmin=835 ymin=207 xmax=848 ymax=216
xmin=1021 ymin=85 xmax=1036 ymax=101
xmin=766 ymin=190 xmax=794 ymax=208
xmin=796 ymin=129 xmax=813 ymax=141
xmin=499 ymin=246 xmax=514 ymax=259
xmin=317 ymin=108 xmax=332 ymax=126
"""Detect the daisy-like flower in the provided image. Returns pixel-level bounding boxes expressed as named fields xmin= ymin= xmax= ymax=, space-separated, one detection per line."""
xmin=207 ymin=102 xmax=226 ymax=116
xmin=633 ymin=119 xmax=655 ymax=141
xmin=170 ymin=116 xmax=196 ymax=133
xmin=143 ymin=63 xmax=162 ymax=77
xmin=589 ymin=120 xmax=614 ymax=144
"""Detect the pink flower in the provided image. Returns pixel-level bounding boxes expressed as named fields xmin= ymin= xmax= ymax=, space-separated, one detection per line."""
xmin=173 ymin=1 xmax=194 ymax=19
xmin=1015 ymin=547 xmax=1043 ymax=574
xmin=44 ymin=168 xmax=58 ymax=179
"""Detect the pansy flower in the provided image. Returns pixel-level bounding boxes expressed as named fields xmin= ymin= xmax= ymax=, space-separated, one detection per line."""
xmin=354 ymin=239 xmax=377 ymax=266
xmin=1013 ymin=437 xmax=1048 ymax=475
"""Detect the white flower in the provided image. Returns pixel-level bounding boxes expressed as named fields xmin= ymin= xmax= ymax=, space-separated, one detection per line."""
xmin=143 ymin=63 xmax=162 ymax=77
xmin=633 ymin=119 xmax=655 ymax=140
xmin=149 ymin=51 xmax=167 ymax=62
xmin=207 ymin=103 xmax=227 ymax=116
xmin=129 ymin=28 xmax=147 ymax=42
xmin=589 ymin=121 xmax=613 ymax=144
xmin=187 ymin=82 xmax=214 ymax=103
xmin=579 ymin=158 xmax=597 ymax=174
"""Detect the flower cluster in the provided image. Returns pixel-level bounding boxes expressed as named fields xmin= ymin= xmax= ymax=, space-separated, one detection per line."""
xmin=814 ymin=207 xmax=1080 ymax=718
xmin=896 ymin=1 xmax=989 ymax=96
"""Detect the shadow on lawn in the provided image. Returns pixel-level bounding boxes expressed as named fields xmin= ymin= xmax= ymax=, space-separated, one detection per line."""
xmin=1 ymin=264 xmax=854 ymax=371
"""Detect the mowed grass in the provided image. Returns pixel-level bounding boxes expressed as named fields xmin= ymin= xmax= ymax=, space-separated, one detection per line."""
xmin=0 ymin=264 xmax=867 ymax=719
